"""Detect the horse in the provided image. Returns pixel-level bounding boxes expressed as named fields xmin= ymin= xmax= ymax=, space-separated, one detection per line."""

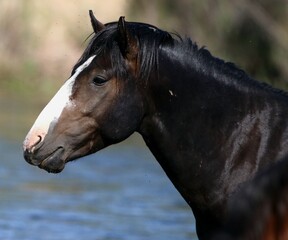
xmin=23 ymin=10 xmax=288 ymax=239
xmin=214 ymin=156 xmax=288 ymax=240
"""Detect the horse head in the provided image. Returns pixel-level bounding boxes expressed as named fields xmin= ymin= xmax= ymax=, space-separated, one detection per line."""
xmin=23 ymin=11 xmax=145 ymax=173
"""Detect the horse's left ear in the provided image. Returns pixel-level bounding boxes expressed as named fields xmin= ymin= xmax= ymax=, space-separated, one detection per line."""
xmin=89 ymin=10 xmax=105 ymax=33
xmin=117 ymin=16 xmax=138 ymax=61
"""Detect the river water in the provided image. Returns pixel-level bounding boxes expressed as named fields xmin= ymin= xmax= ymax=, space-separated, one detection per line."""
xmin=0 ymin=134 xmax=197 ymax=240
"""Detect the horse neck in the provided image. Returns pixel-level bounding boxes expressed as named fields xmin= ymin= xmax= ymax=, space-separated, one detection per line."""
xmin=139 ymin=46 xmax=253 ymax=160
xmin=138 ymin=46 xmax=288 ymax=208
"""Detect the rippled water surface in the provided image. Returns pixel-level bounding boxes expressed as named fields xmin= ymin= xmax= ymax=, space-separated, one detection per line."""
xmin=0 ymin=135 xmax=197 ymax=240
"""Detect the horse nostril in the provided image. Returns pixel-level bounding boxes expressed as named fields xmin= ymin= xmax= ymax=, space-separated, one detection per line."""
xmin=23 ymin=135 xmax=44 ymax=164
xmin=23 ymin=135 xmax=43 ymax=154
xmin=31 ymin=135 xmax=43 ymax=152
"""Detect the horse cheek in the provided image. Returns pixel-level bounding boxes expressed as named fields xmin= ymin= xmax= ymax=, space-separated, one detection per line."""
xmin=101 ymin=96 xmax=143 ymax=143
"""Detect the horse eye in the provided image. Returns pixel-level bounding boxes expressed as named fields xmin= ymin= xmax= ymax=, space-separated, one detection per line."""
xmin=92 ymin=76 xmax=107 ymax=86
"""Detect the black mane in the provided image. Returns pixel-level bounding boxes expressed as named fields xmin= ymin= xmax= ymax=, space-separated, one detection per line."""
xmin=73 ymin=20 xmax=288 ymax=99
xmin=73 ymin=21 xmax=173 ymax=81
xmin=74 ymin=20 xmax=248 ymax=85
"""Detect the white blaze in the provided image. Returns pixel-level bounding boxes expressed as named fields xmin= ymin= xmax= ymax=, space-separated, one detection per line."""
xmin=23 ymin=55 xmax=96 ymax=150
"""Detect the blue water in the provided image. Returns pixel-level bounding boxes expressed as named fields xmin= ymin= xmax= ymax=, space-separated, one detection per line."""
xmin=0 ymin=134 xmax=197 ymax=240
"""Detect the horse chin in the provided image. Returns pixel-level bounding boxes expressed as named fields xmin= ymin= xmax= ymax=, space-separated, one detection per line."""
xmin=38 ymin=147 xmax=66 ymax=174
xmin=36 ymin=138 xmax=104 ymax=173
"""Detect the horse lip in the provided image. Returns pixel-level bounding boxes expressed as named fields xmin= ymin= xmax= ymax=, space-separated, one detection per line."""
xmin=38 ymin=147 xmax=65 ymax=173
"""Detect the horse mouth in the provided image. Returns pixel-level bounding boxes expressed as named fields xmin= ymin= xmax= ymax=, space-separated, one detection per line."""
xmin=38 ymin=147 xmax=65 ymax=173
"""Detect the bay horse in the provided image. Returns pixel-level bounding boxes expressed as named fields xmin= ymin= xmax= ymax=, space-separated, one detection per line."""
xmin=23 ymin=11 xmax=288 ymax=239
xmin=215 ymin=156 xmax=288 ymax=240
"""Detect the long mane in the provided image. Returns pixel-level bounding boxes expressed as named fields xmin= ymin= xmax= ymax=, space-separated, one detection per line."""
xmin=72 ymin=20 xmax=288 ymax=99
xmin=73 ymin=20 xmax=249 ymax=86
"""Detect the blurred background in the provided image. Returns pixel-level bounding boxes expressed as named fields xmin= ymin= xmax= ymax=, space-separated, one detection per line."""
xmin=0 ymin=1 xmax=287 ymax=240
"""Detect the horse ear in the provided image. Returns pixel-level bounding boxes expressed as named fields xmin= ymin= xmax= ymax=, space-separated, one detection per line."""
xmin=117 ymin=16 xmax=138 ymax=61
xmin=89 ymin=10 xmax=105 ymax=33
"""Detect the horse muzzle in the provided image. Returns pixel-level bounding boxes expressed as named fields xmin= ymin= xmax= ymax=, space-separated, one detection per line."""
xmin=23 ymin=136 xmax=66 ymax=174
